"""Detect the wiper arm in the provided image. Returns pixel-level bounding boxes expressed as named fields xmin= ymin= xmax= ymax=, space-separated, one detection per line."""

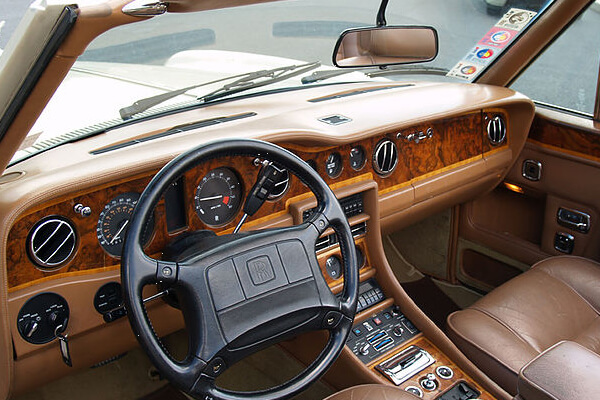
xmin=196 ymin=61 xmax=320 ymax=104
xmin=119 ymin=61 xmax=320 ymax=120
xmin=301 ymin=65 xmax=450 ymax=84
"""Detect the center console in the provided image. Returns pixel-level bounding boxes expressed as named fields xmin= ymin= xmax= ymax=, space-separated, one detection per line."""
xmin=284 ymin=182 xmax=498 ymax=400
xmin=347 ymin=295 xmax=489 ymax=400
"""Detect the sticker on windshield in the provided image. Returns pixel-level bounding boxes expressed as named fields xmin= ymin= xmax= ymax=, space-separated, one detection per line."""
xmin=496 ymin=8 xmax=537 ymax=31
xmin=446 ymin=61 xmax=484 ymax=81
xmin=479 ymin=27 xmax=518 ymax=49
xmin=464 ymin=46 xmax=498 ymax=64
xmin=446 ymin=7 xmax=537 ymax=81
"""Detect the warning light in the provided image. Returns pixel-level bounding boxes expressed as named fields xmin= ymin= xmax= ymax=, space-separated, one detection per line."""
xmin=223 ymin=196 xmax=230 ymax=205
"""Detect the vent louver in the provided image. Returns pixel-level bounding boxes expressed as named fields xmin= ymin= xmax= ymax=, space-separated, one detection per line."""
xmin=373 ymin=140 xmax=398 ymax=176
xmin=487 ymin=115 xmax=506 ymax=146
xmin=27 ymin=216 xmax=77 ymax=269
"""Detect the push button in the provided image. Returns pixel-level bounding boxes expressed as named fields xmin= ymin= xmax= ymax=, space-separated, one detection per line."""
xmin=352 ymin=327 xmax=364 ymax=337
xmin=436 ymin=365 xmax=454 ymax=379
xmin=373 ymin=317 xmax=382 ymax=326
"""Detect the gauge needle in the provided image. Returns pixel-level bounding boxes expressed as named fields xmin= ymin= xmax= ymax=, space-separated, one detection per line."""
xmin=199 ymin=195 xmax=223 ymax=201
xmin=110 ymin=219 xmax=129 ymax=244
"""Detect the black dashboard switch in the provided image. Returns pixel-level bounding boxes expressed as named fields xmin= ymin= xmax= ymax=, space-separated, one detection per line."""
xmin=554 ymin=232 xmax=574 ymax=254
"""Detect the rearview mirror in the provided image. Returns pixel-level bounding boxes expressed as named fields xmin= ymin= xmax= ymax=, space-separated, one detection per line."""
xmin=333 ymin=26 xmax=438 ymax=68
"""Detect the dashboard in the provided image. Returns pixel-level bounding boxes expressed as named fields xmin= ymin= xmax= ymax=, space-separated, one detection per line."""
xmin=7 ymin=109 xmax=502 ymax=290
xmin=0 ymin=81 xmax=535 ymax=395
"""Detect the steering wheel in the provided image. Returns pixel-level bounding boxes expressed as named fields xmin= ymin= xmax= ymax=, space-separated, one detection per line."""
xmin=121 ymin=139 xmax=359 ymax=400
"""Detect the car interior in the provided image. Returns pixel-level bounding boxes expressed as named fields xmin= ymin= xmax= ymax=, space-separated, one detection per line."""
xmin=0 ymin=0 xmax=599 ymax=399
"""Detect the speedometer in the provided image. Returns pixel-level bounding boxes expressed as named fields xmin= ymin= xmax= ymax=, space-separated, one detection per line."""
xmin=194 ymin=167 xmax=242 ymax=226
xmin=97 ymin=192 xmax=154 ymax=258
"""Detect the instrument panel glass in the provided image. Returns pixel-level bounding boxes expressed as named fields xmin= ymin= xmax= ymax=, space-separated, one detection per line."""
xmin=194 ymin=167 xmax=243 ymax=226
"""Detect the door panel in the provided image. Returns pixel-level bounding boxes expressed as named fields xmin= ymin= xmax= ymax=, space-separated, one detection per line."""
xmin=456 ymin=108 xmax=600 ymax=291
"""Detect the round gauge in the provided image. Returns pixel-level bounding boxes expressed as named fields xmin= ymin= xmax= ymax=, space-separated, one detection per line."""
xmin=195 ymin=167 xmax=242 ymax=226
xmin=267 ymin=164 xmax=290 ymax=200
xmin=325 ymin=152 xmax=343 ymax=178
xmin=97 ymin=192 xmax=154 ymax=258
xmin=349 ymin=146 xmax=366 ymax=171
xmin=325 ymin=255 xmax=343 ymax=280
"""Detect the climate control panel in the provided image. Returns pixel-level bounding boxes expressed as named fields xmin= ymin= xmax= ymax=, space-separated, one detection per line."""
xmin=346 ymin=305 xmax=420 ymax=363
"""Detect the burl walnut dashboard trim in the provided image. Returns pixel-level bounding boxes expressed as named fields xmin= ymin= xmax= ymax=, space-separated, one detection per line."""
xmin=6 ymin=110 xmax=505 ymax=291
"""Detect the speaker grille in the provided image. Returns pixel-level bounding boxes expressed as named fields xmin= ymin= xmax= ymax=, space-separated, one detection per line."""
xmin=28 ymin=216 xmax=77 ymax=269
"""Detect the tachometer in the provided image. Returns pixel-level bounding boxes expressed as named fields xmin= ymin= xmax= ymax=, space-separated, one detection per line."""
xmin=194 ymin=167 xmax=242 ymax=226
xmin=97 ymin=192 xmax=155 ymax=258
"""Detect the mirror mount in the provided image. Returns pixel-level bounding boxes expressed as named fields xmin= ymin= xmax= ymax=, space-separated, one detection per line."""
xmin=376 ymin=0 xmax=389 ymax=27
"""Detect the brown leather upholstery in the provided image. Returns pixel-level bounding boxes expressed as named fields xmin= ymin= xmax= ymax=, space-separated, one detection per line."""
xmin=517 ymin=341 xmax=600 ymax=400
xmin=324 ymin=384 xmax=420 ymax=400
xmin=447 ymin=256 xmax=600 ymax=395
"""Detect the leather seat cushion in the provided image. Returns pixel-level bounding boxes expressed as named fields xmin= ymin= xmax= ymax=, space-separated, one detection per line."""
xmin=324 ymin=384 xmax=420 ymax=400
xmin=447 ymin=256 xmax=600 ymax=395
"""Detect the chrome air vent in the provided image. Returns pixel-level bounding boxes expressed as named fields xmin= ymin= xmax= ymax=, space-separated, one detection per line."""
xmin=487 ymin=115 xmax=506 ymax=146
xmin=27 ymin=216 xmax=77 ymax=269
xmin=373 ymin=139 xmax=398 ymax=176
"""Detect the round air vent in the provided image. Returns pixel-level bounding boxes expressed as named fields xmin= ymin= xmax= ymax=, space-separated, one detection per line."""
xmin=373 ymin=139 xmax=398 ymax=176
xmin=487 ymin=115 xmax=506 ymax=146
xmin=27 ymin=216 xmax=77 ymax=269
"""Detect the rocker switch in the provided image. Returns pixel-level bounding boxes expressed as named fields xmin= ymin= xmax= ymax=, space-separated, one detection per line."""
xmin=554 ymin=232 xmax=574 ymax=254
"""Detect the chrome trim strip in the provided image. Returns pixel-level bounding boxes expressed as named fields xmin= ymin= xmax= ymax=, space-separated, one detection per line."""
xmin=122 ymin=0 xmax=167 ymax=17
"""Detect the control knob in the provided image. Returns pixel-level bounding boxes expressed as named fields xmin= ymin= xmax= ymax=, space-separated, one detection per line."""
xmin=420 ymin=373 xmax=438 ymax=391
xmin=359 ymin=344 xmax=370 ymax=356
xmin=392 ymin=325 xmax=404 ymax=337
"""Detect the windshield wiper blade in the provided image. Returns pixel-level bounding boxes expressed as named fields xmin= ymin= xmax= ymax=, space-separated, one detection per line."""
xmin=196 ymin=61 xmax=320 ymax=104
xmin=119 ymin=61 xmax=320 ymax=120
xmin=301 ymin=65 xmax=449 ymax=84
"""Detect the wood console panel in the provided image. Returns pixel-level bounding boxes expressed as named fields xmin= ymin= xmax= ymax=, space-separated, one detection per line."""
xmin=370 ymin=335 xmax=495 ymax=400
xmin=7 ymin=112 xmax=493 ymax=290
xmin=528 ymin=114 xmax=600 ymax=161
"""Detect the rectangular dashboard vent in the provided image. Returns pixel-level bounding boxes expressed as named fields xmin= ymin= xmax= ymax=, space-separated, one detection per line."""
xmin=314 ymin=221 xmax=367 ymax=253
xmin=303 ymin=193 xmax=364 ymax=222
xmin=90 ymin=112 xmax=256 ymax=155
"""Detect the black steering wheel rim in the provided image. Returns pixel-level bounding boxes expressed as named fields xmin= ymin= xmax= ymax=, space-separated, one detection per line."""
xmin=121 ymin=139 xmax=359 ymax=400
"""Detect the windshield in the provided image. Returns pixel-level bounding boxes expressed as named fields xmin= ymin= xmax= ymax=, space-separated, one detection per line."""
xmin=10 ymin=0 xmax=551 ymax=165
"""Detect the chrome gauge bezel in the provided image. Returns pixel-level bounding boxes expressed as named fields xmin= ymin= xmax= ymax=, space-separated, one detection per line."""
xmin=194 ymin=167 xmax=243 ymax=227
xmin=97 ymin=192 xmax=155 ymax=258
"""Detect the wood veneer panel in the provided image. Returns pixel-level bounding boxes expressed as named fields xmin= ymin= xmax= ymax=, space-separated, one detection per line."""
xmin=317 ymin=238 xmax=370 ymax=286
xmin=399 ymin=113 xmax=482 ymax=177
xmin=7 ymin=113 xmax=487 ymax=289
xmin=369 ymin=336 xmax=495 ymax=400
xmin=528 ymin=114 xmax=600 ymax=160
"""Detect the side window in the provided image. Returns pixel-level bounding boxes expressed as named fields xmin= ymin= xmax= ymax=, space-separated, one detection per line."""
xmin=511 ymin=3 xmax=600 ymax=116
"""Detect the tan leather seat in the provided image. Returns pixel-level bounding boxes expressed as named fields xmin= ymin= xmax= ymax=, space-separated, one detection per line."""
xmin=447 ymin=256 xmax=600 ymax=396
xmin=324 ymin=384 xmax=420 ymax=400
